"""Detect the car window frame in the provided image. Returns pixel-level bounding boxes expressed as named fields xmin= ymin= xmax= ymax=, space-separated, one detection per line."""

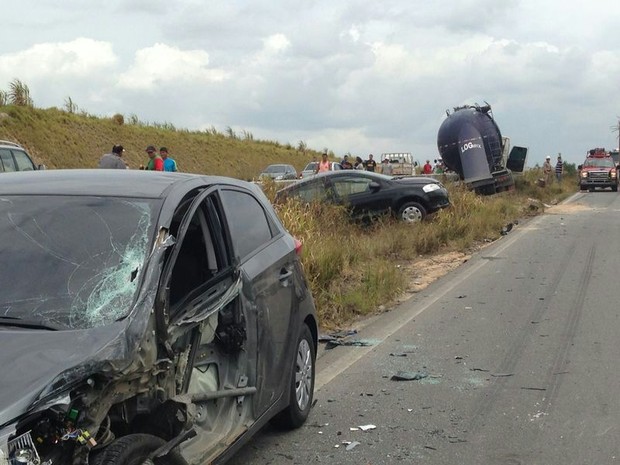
xmin=159 ymin=186 xmax=236 ymax=323
xmin=12 ymin=149 xmax=36 ymax=171
xmin=327 ymin=174 xmax=376 ymax=200
xmin=0 ymin=148 xmax=17 ymax=172
xmin=218 ymin=186 xmax=280 ymax=263
xmin=285 ymin=177 xmax=332 ymax=203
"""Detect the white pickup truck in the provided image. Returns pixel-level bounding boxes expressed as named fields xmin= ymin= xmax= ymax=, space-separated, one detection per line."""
xmin=380 ymin=152 xmax=418 ymax=175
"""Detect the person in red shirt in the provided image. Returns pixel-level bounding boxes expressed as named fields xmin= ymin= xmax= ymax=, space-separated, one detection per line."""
xmin=144 ymin=145 xmax=164 ymax=171
xmin=423 ymin=160 xmax=433 ymax=175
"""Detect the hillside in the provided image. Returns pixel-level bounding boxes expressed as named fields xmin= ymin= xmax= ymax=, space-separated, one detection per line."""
xmin=0 ymin=105 xmax=322 ymax=179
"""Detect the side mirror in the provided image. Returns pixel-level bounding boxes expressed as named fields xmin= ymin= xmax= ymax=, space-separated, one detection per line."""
xmin=577 ymin=165 xmax=582 ymax=170
xmin=369 ymin=181 xmax=381 ymax=191
xmin=37 ymin=164 xmax=47 ymax=170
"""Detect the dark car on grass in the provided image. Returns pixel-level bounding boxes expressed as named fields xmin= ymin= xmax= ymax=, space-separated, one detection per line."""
xmin=0 ymin=170 xmax=317 ymax=465
xmin=275 ymin=170 xmax=450 ymax=222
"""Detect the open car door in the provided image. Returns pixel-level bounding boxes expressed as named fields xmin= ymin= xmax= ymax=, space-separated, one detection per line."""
xmin=506 ymin=146 xmax=528 ymax=172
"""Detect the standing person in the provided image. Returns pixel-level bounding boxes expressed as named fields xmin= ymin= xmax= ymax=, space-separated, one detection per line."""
xmin=423 ymin=160 xmax=433 ymax=175
xmin=144 ymin=145 xmax=163 ymax=171
xmin=381 ymin=158 xmax=393 ymax=175
xmin=315 ymin=152 xmax=331 ymax=174
xmin=98 ymin=145 xmax=127 ymax=169
xmin=160 ymin=147 xmax=178 ymax=172
xmin=555 ymin=154 xmax=563 ymax=183
xmin=341 ymin=155 xmax=353 ymax=169
xmin=365 ymin=154 xmax=377 ymax=172
xmin=354 ymin=156 xmax=365 ymax=170
xmin=543 ymin=155 xmax=553 ymax=185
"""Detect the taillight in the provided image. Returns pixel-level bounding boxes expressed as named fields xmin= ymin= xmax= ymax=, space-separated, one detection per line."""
xmin=294 ymin=237 xmax=303 ymax=256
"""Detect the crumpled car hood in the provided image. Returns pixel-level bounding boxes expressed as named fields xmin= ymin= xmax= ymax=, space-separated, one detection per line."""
xmin=0 ymin=322 xmax=129 ymax=427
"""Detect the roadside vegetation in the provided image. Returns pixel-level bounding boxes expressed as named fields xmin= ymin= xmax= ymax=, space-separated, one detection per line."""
xmin=0 ymin=80 xmax=578 ymax=329
xmin=264 ymin=172 xmax=576 ymax=328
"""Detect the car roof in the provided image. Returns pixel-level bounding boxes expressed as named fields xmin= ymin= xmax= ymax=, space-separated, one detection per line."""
xmin=264 ymin=164 xmax=294 ymax=169
xmin=0 ymin=140 xmax=24 ymax=149
xmin=279 ymin=169 xmax=389 ymax=188
xmin=0 ymin=169 xmax=253 ymax=198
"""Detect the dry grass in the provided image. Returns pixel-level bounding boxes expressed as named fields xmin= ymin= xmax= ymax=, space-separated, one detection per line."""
xmin=0 ymin=104 xmax=578 ymax=330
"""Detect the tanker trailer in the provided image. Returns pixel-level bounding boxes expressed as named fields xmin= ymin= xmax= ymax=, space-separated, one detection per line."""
xmin=437 ymin=103 xmax=528 ymax=194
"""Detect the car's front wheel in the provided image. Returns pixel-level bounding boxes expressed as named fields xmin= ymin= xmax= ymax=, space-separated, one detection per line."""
xmin=98 ymin=434 xmax=187 ymax=465
xmin=398 ymin=201 xmax=427 ymax=222
xmin=271 ymin=324 xmax=315 ymax=429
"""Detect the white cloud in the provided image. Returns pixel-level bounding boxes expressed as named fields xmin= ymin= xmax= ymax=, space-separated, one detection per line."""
xmin=118 ymin=43 xmax=229 ymax=90
xmin=0 ymin=38 xmax=116 ymax=81
xmin=3 ymin=0 xmax=620 ymax=163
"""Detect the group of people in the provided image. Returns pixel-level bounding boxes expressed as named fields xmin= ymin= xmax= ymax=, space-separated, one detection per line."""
xmin=542 ymin=154 xmax=563 ymax=184
xmin=422 ymin=159 xmax=446 ymax=175
xmin=98 ymin=145 xmax=178 ymax=172
xmin=315 ymin=152 xmax=389 ymax=174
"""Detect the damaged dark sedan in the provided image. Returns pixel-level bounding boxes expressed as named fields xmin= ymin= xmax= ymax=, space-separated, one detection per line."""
xmin=0 ymin=170 xmax=318 ymax=465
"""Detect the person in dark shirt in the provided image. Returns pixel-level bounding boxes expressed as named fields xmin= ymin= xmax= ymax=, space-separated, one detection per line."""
xmin=555 ymin=155 xmax=563 ymax=183
xmin=98 ymin=145 xmax=127 ymax=169
xmin=365 ymin=154 xmax=377 ymax=172
xmin=341 ymin=155 xmax=353 ymax=169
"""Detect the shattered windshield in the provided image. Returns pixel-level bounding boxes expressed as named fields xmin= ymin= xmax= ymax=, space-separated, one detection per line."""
xmin=0 ymin=195 xmax=161 ymax=330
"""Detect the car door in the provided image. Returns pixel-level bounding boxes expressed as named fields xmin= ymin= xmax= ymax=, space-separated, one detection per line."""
xmin=287 ymin=177 xmax=332 ymax=203
xmin=219 ymin=187 xmax=299 ymax=417
xmin=506 ymin=146 xmax=528 ymax=172
xmin=329 ymin=174 xmax=392 ymax=218
xmin=158 ymin=188 xmax=260 ymax=464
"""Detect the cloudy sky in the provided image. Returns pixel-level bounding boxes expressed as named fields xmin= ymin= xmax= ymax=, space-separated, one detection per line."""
xmin=2 ymin=0 xmax=619 ymax=165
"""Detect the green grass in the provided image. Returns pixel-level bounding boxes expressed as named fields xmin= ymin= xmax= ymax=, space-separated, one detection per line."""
xmin=0 ymin=105 xmax=321 ymax=179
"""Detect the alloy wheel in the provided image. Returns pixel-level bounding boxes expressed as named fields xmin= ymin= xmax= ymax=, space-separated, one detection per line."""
xmin=295 ymin=339 xmax=313 ymax=411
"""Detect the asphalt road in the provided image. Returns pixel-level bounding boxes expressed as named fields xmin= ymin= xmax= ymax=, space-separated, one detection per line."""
xmin=227 ymin=190 xmax=620 ymax=465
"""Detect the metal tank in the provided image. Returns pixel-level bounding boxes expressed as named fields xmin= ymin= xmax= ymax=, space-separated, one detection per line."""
xmin=437 ymin=104 xmax=509 ymax=193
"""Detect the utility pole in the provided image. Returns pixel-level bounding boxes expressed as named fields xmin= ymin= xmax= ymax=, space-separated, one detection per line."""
xmin=612 ymin=118 xmax=620 ymax=150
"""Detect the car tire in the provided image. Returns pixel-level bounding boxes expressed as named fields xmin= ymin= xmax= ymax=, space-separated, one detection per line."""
xmin=98 ymin=434 xmax=187 ymax=465
xmin=613 ymin=185 xmax=618 ymax=192
xmin=398 ymin=201 xmax=427 ymax=222
xmin=589 ymin=187 xmax=595 ymax=192
xmin=271 ymin=324 xmax=315 ymax=430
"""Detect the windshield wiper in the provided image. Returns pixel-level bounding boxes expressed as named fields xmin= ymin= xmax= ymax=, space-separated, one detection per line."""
xmin=0 ymin=316 xmax=62 ymax=331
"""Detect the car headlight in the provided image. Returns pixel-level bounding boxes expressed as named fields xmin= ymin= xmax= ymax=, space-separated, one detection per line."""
xmin=580 ymin=171 xmax=588 ymax=178
xmin=0 ymin=429 xmax=41 ymax=465
xmin=422 ymin=183 xmax=441 ymax=193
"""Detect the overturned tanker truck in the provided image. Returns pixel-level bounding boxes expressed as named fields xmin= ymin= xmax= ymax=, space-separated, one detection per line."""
xmin=437 ymin=103 xmax=528 ymax=195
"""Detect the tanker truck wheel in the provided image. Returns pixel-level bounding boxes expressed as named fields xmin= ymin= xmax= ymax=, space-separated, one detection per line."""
xmin=398 ymin=202 xmax=426 ymax=223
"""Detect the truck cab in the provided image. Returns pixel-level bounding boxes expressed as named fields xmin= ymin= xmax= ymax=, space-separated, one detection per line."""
xmin=578 ymin=148 xmax=619 ymax=192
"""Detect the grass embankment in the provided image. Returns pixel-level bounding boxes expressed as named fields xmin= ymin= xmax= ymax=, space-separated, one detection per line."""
xmin=0 ymin=105 xmax=319 ymax=179
xmin=267 ymin=171 xmax=575 ymax=329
